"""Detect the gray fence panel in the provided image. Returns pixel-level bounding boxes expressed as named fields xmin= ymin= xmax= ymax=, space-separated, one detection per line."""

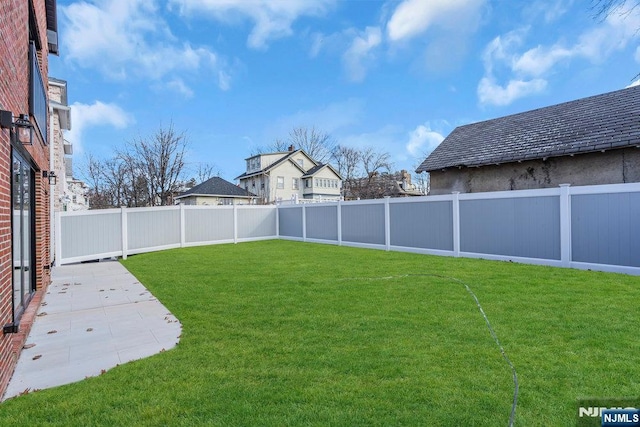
xmin=237 ymin=208 xmax=277 ymax=239
xmin=306 ymin=205 xmax=338 ymax=241
xmin=460 ymin=196 xmax=560 ymax=260
xmin=61 ymin=212 xmax=121 ymax=258
xmin=571 ymin=193 xmax=640 ymax=267
xmin=279 ymin=207 xmax=303 ymax=238
xmin=390 ymin=201 xmax=453 ymax=250
xmin=128 ymin=209 xmax=181 ymax=250
xmin=341 ymin=203 xmax=385 ymax=245
xmin=185 ymin=208 xmax=234 ymax=243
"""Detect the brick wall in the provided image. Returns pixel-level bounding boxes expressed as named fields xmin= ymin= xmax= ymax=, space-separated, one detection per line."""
xmin=0 ymin=0 xmax=53 ymax=397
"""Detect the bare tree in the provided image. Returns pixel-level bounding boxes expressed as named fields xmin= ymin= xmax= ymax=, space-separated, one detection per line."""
xmin=331 ymin=145 xmax=360 ymax=182
xmin=329 ymin=145 xmax=394 ymax=200
xmin=191 ymin=162 xmax=219 ymax=184
xmin=80 ymin=123 xmax=189 ymax=209
xmin=287 ymin=126 xmax=335 ymax=163
xmin=592 ymin=0 xmax=639 ymax=18
xmin=125 ymin=123 xmax=188 ymax=206
xmin=253 ymin=126 xmax=336 ymax=163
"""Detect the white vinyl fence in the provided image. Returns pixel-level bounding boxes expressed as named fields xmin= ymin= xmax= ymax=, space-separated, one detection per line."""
xmin=55 ymin=183 xmax=640 ymax=275
xmin=55 ymin=205 xmax=277 ymax=265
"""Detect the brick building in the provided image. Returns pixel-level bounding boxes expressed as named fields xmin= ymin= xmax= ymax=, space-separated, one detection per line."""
xmin=0 ymin=0 xmax=59 ymax=396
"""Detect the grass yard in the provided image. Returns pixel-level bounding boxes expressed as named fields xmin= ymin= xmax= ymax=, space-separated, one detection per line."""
xmin=1 ymin=240 xmax=639 ymax=426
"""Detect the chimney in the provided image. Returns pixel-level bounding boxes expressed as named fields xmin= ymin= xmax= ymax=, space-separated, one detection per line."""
xmin=288 ymin=145 xmax=294 ymax=152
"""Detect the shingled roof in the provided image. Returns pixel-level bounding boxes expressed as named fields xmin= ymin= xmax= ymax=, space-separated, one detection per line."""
xmin=416 ymin=85 xmax=640 ymax=173
xmin=176 ymin=176 xmax=255 ymax=199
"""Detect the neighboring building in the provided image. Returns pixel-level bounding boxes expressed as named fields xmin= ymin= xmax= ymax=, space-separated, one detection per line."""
xmin=175 ymin=176 xmax=257 ymax=205
xmin=0 ymin=0 xmax=59 ymax=397
xmin=236 ymin=147 xmax=342 ymax=204
xmin=64 ymin=175 xmax=90 ymax=211
xmin=345 ymin=170 xmax=424 ymax=200
xmin=49 ymin=77 xmax=71 ymax=213
xmin=416 ymin=85 xmax=640 ymax=195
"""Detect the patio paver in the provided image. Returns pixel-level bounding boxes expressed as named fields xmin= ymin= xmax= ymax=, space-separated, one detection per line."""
xmin=2 ymin=260 xmax=181 ymax=400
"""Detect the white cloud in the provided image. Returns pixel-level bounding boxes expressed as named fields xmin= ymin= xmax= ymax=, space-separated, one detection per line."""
xmin=342 ymin=27 xmax=382 ymax=82
xmin=511 ymin=44 xmax=573 ymax=77
xmin=61 ymin=0 xmax=232 ymax=88
xmin=478 ymin=4 xmax=640 ymax=106
xmin=166 ymin=79 xmax=194 ymax=98
xmin=67 ymin=101 xmax=133 ymax=153
xmin=387 ymin=0 xmax=484 ymax=42
xmin=406 ymin=123 xmax=445 ymax=156
xmin=169 ymin=0 xmax=336 ymax=49
xmin=523 ymin=0 xmax=574 ymax=23
xmin=386 ymin=0 xmax=485 ymax=74
xmin=478 ymin=77 xmax=547 ymax=107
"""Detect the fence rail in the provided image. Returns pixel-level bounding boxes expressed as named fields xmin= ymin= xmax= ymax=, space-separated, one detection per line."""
xmin=55 ymin=183 xmax=640 ymax=275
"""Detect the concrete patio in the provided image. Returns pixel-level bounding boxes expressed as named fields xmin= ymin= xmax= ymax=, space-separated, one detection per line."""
xmin=2 ymin=260 xmax=182 ymax=400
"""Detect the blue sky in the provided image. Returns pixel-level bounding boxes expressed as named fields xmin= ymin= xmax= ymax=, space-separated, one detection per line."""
xmin=50 ymin=0 xmax=640 ymax=182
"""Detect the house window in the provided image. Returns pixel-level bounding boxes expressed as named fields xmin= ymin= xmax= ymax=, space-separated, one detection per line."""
xmin=277 ymin=176 xmax=284 ymax=189
xmin=297 ymin=159 xmax=303 ymax=167
xmin=305 ymin=179 xmax=311 ymax=188
xmin=292 ymin=178 xmax=299 ymax=190
xmin=29 ymin=43 xmax=47 ymax=144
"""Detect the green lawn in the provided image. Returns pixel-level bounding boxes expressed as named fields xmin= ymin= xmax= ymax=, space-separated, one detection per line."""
xmin=1 ymin=240 xmax=639 ymax=426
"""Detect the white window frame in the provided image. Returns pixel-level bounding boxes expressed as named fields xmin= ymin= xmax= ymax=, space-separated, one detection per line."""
xmin=277 ymin=176 xmax=285 ymax=189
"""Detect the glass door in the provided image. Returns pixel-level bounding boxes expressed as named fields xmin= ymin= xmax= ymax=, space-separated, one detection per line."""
xmin=12 ymin=151 xmax=34 ymax=320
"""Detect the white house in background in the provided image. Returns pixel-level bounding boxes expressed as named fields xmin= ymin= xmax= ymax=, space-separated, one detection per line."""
xmin=235 ymin=147 xmax=342 ymax=204
xmin=49 ymin=77 xmax=89 ymax=212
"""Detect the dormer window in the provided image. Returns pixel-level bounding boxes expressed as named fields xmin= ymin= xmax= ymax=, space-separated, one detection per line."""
xmin=246 ymin=156 xmax=260 ymax=172
xmin=297 ymin=159 xmax=303 ymax=167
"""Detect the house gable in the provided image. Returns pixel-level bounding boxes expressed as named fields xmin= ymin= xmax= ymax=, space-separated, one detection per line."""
xmin=176 ymin=176 xmax=256 ymax=200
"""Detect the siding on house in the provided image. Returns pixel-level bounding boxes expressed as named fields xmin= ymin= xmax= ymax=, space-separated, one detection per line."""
xmin=237 ymin=149 xmax=342 ymax=203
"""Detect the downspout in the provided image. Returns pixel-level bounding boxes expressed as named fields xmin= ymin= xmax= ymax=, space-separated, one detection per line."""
xmin=48 ymin=105 xmax=55 ymax=266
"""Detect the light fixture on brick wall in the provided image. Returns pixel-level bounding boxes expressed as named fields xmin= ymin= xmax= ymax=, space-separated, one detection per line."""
xmin=43 ymin=170 xmax=57 ymax=185
xmin=0 ymin=109 xmax=34 ymax=145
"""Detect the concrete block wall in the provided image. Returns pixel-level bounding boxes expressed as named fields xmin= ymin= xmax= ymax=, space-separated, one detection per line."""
xmin=429 ymin=148 xmax=640 ymax=195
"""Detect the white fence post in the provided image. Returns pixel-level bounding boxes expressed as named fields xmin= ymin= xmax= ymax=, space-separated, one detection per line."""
xmin=121 ymin=206 xmax=128 ymax=260
xmin=302 ymin=204 xmax=307 ymax=242
xmin=233 ymin=204 xmax=238 ymax=244
xmin=452 ymin=192 xmax=460 ymax=257
xmin=54 ymin=211 xmax=62 ymax=267
xmin=559 ymin=184 xmax=572 ymax=268
xmin=275 ymin=203 xmax=280 ymax=237
xmin=180 ymin=203 xmax=186 ymax=248
xmin=337 ymin=200 xmax=342 ymax=246
xmin=384 ymin=196 xmax=391 ymax=251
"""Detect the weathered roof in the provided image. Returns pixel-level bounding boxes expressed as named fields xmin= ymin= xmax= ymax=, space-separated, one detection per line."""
xmin=176 ymin=177 xmax=256 ymax=199
xmin=416 ymin=85 xmax=640 ymax=173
